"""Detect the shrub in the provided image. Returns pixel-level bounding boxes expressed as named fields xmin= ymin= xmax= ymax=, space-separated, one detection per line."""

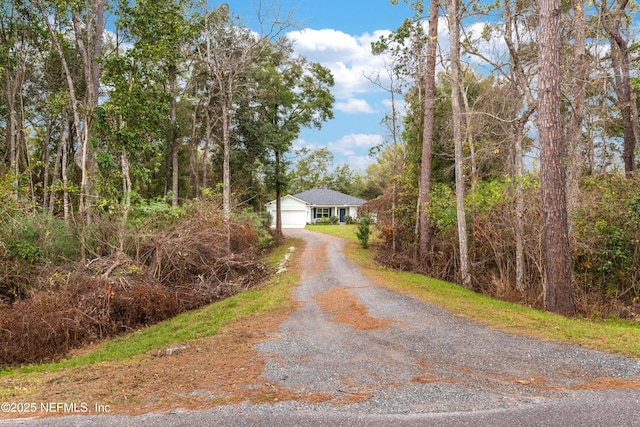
xmin=356 ymin=213 xmax=372 ymax=249
xmin=234 ymin=207 xmax=273 ymax=250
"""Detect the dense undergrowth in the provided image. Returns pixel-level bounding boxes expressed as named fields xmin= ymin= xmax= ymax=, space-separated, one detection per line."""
xmin=367 ymin=173 xmax=640 ymax=320
xmin=0 ymin=197 xmax=274 ymax=368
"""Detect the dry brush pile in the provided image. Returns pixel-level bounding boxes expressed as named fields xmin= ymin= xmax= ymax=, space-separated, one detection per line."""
xmin=0 ymin=202 xmax=271 ymax=368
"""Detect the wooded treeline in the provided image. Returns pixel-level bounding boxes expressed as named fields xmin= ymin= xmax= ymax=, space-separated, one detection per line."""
xmin=367 ymin=0 xmax=640 ymax=317
xmin=0 ymin=0 xmax=354 ymax=263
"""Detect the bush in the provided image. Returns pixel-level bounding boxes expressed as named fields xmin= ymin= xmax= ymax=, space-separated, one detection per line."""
xmin=356 ymin=213 xmax=372 ymax=249
xmin=573 ymin=175 xmax=640 ymax=306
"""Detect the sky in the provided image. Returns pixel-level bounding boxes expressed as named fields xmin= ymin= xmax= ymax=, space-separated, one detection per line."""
xmin=221 ymin=0 xmax=417 ymax=172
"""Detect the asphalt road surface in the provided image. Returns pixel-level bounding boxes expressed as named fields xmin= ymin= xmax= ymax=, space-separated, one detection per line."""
xmin=6 ymin=229 xmax=640 ymax=426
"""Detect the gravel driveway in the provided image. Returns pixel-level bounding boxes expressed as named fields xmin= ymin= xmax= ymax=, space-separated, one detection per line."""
xmin=255 ymin=230 xmax=640 ymax=411
xmin=13 ymin=229 xmax=640 ymax=426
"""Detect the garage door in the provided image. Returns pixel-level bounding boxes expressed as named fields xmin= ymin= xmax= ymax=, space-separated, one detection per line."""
xmin=280 ymin=210 xmax=307 ymax=228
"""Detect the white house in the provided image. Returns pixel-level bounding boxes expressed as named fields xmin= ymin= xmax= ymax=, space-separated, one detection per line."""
xmin=265 ymin=189 xmax=366 ymax=229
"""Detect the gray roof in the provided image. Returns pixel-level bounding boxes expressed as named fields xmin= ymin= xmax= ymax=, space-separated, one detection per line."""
xmin=293 ymin=189 xmax=366 ymax=206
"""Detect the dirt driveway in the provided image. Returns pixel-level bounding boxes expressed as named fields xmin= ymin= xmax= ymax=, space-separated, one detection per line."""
xmin=5 ymin=229 xmax=640 ymax=426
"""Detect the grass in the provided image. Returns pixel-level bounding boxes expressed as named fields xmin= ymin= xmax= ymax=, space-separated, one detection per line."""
xmin=1 ymin=239 xmax=302 ymax=377
xmin=308 ymin=226 xmax=640 ymax=358
xmin=306 ymin=224 xmax=360 ymax=242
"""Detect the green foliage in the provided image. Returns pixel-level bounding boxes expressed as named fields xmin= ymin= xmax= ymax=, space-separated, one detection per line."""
xmin=233 ymin=207 xmax=274 ymax=250
xmin=242 ymin=46 xmax=335 ymax=206
xmin=0 ymin=212 xmax=78 ymax=265
xmin=574 ymin=175 xmax=640 ymax=302
xmin=467 ymin=178 xmax=512 ymax=213
xmin=428 ymin=183 xmax=457 ymax=233
xmin=356 ymin=213 xmax=372 ymax=249
xmin=130 ymin=197 xmax=185 ymax=224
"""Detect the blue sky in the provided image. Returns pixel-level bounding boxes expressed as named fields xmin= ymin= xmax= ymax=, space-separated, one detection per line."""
xmin=221 ymin=0 xmax=417 ymax=172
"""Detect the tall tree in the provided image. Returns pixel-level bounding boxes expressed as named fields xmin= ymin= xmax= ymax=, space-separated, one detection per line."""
xmin=118 ymin=0 xmax=196 ymax=207
xmin=32 ymin=0 xmax=106 ymax=262
xmin=447 ymin=0 xmax=470 ymax=288
xmin=464 ymin=0 xmax=538 ymax=294
xmin=597 ymin=0 xmax=638 ymax=177
xmin=538 ymin=0 xmax=576 ymax=316
xmin=503 ymin=0 xmax=537 ymax=295
xmin=197 ymin=4 xmax=281 ymax=250
xmin=418 ymin=0 xmax=439 ymax=265
xmin=249 ymin=47 xmax=334 ymax=241
xmin=365 ymin=58 xmax=407 ymax=254
xmin=288 ymin=147 xmax=335 ymax=194
xmin=1 ymin=0 xmax=30 ymax=201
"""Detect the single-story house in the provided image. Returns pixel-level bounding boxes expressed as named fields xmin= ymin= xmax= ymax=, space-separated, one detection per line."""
xmin=265 ymin=188 xmax=366 ymax=229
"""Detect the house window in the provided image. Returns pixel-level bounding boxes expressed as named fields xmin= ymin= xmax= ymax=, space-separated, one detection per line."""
xmin=315 ymin=208 xmax=331 ymax=218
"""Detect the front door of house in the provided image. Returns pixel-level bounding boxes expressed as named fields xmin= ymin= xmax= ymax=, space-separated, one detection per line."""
xmin=339 ymin=208 xmax=346 ymax=223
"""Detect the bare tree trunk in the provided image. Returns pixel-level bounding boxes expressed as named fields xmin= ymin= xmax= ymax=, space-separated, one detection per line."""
xmin=61 ymin=116 xmax=70 ymax=223
xmin=72 ymin=0 xmax=105 ymax=225
xmin=168 ymin=64 xmax=179 ymax=207
xmin=48 ymin=118 xmax=63 ymax=215
xmin=221 ymin=87 xmax=232 ymax=252
xmin=599 ymin=0 xmax=637 ymax=177
xmin=567 ymin=0 xmax=588 ymax=228
xmin=448 ymin=0 xmax=471 ymax=289
xmin=42 ymin=116 xmax=52 ymax=212
xmin=202 ymin=106 xmax=212 ymax=192
xmin=461 ymin=89 xmax=478 ymax=192
xmin=189 ymin=104 xmax=199 ymax=198
xmin=539 ymin=0 xmax=576 ymax=316
xmin=7 ymin=92 xmax=18 ymax=201
xmin=119 ymin=148 xmax=131 ymax=253
xmin=514 ymin=121 xmax=525 ymax=294
xmin=418 ymin=0 xmax=439 ymax=266
xmin=18 ymin=98 xmax=36 ymax=207
xmin=3 ymin=61 xmax=23 ymax=202
xmin=274 ymin=150 xmax=284 ymax=243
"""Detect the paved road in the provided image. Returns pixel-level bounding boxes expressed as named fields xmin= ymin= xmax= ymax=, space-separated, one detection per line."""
xmin=8 ymin=229 xmax=640 ymax=426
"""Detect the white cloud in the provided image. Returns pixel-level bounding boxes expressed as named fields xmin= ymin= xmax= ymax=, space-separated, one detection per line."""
xmin=287 ymin=28 xmax=392 ymax=99
xmin=335 ymin=98 xmax=375 ymax=114
xmin=345 ymin=155 xmax=376 ymax=172
xmin=291 ymin=138 xmax=319 ymax=153
xmin=328 ymin=133 xmax=383 ymax=156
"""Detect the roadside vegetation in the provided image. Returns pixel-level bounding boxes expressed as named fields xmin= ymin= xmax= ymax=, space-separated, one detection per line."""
xmin=310 ymin=225 xmax=640 ymax=358
xmin=0 ymin=197 xmax=276 ymax=369
xmin=0 ymin=237 xmax=300 ymax=377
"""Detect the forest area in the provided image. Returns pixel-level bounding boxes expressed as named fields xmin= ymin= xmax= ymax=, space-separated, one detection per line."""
xmin=1 ymin=0 xmax=640 ymax=367
xmin=364 ymin=0 xmax=640 ymax=320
